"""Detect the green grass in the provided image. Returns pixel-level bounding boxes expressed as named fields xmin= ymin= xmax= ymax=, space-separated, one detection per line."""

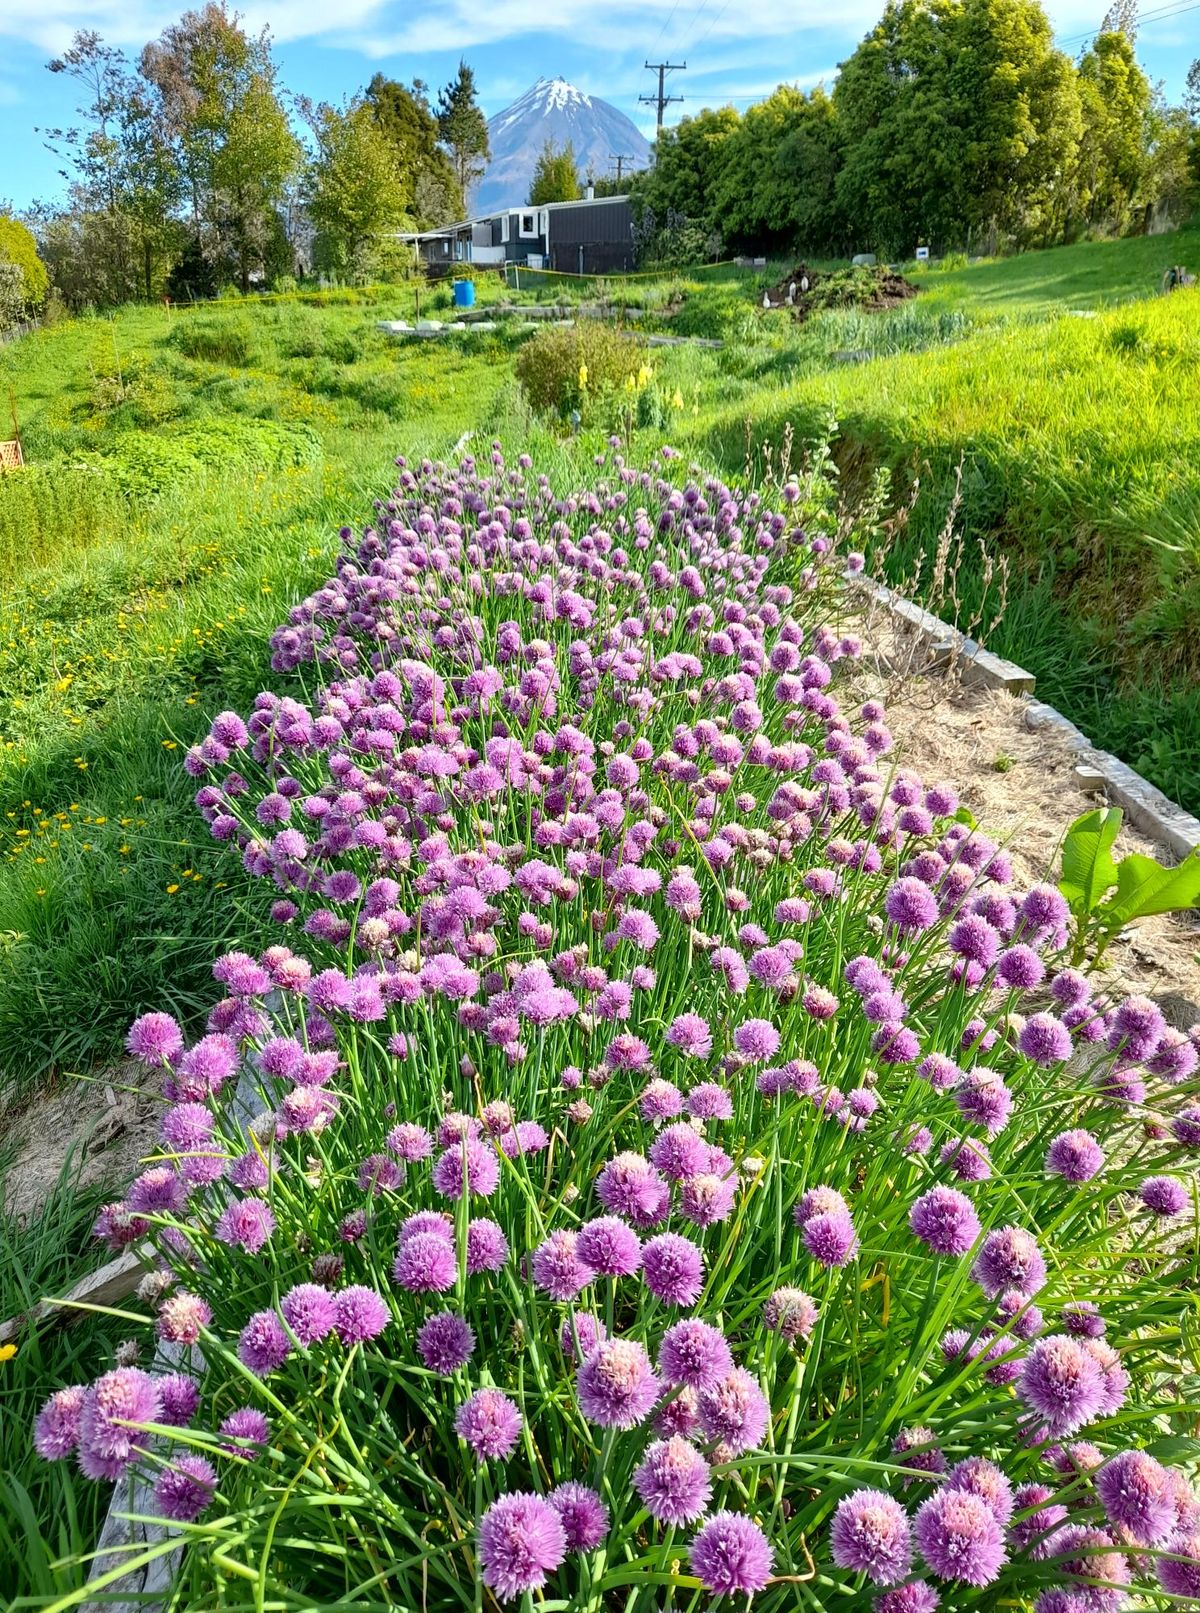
xmin=0 ymin=1153 xmax=121 ymax=1604
xmin=2 ymin=228 xmax=1199 ymax=1095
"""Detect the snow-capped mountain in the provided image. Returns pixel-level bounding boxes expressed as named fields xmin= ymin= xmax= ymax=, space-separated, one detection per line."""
xmin=475 ymin=78 xmax=652 ymax=214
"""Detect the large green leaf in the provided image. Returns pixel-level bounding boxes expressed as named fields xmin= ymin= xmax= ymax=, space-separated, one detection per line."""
xmin=1059 ymin=807 xmax=1122 ymax=917
xmin=1103 ymin=849 xmax=1200 ymax=925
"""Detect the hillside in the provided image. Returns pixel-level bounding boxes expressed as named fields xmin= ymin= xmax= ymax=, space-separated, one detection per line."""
xmin=478 ymin=77 xmax=651 ymax=211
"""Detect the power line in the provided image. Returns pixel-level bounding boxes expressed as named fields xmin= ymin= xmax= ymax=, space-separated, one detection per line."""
xmin=646 ymin=0 xmax=686 ymax=59
xmin=1056 ymin=0 xmax=1200 ymax=46
xmin=639 ymin=61 xmax=687 ymax=131
xmin=690 ymin=0 xmax=736 ymax=51
xmin=609 ymin=152 xmax=638 ymax=181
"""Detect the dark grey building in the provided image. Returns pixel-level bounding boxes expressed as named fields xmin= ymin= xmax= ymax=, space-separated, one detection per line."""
xmin=400 ymin=194 xmax=633 ymax=276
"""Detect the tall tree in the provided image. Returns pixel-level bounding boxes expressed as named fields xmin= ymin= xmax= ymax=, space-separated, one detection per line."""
xmin=140 ymin=4 xmax=299 ymax=291
xmin=528 ymin=141 xmax=582 ymax=204
xmin=1076 ymin=27 xmax=1152 ymax=229
xmin=303 ymin=98 xmax=409 ymax=276
xmin=43 ymin=31 xmax=181 ymax=299
xmin=436 ymin=62 xmax=490 ymax=206
xmin=1100 ymin=0 xmax=1139 ymax=38
xmin=365 ymin=75 xmax=463 ymax=224
xmin=1184 ymin=59 xmax=1200 ymax=119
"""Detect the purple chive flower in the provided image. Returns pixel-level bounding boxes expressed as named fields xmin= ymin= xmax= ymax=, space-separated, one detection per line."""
xmin=831 ymin=1488 xmax=913 ymax=1585
xmin=477 ymin=1492 xmax=567 ymax=1600
xmin=531 ymin=1230 xmax=595 ymax=1300
xmin=698 ymin=1367 xmax=769 ymax=1453
xmin=34 ymin=1386 xmax=87 ymax=1460
xmin=946 ymin=1459 xmax=1014 ymax=1525
xmin=634 ymin=1436 xmax=713 ymax=1525
xmin=157 ymin=1291 xmax=211 ymax=1345
xmin=1157 ymin=1533 xmax=1200 ymax=1598
xmin=641 ymin=1079 xmax=683 ymax=1122
xmin=885 ymin=878 xmax=940 ymax=935
xmin=689 ymin=1512 xmax=774 ymax=1596
xmin=1054 ymin=1525 xmax=1132 ymax=1609
xmin=679 ymin=1172 xmax=737 ymax=1227
xmin=431 ymin=1138 xmax=500 ymax=1200
xmin=648 ymin=1123 xmax=711 ymax=1182
xmin=77 ymin=1368 xmax=161 ymax=1472
xmin=1046 ymin=1130 xmax=1104 ymax=1183
xmin=595 ymin=1152 xmax=670 ymax=1228
xmin=153 ymin=1454 xmax=217 ymax=1523
xmin=762 ymin=1287 xmax=818 ymax=1342
xmin=393 ymin=1232 xmax=458 ymax=1294
xmin=575 ymin=1217 xmax=643 ymax=1277
xmin=667 ymin=1013 xmax=713 ymax=1059
xmin=1018 ymin=1014 xmax=1073 ymax=1067
xmin=1140 ymin=1175 xmax=1188 ymax=1217
xmin=577 ymin=1339 xmax=659 ymax=1428
xmin=892 ymin=1427 xmax=947 ymax=1483
xmin=332 ymin=1285 xmax=390 ymax=1345
xmin=910 ymin=1186 xmax=981 ymax=1256
xmin=417 ymin=1312 xmax=475 ymax=1375
xmin=1017 ymin=1336 xmax=1106 ymax=1436
xmin=686 ymin=1081 xmax=734 ymax=1121
xmin=280 ymin=1283 xmax=337 ymax=1346
xmin=914 ymin=1487 xmax=1008 ymax=1586
xmin=1095 ymin=1449 xmax=1176 ymax=1545
xmin=804 ymin=1210 xmax=859 ymax=1268
xmin=549 ymin=1482 xmax=609 ymax=1552
xmin=157 ymin=1373 xmax=200 ymax=1426
xmin=733 ymin=1018 xmax=781 ymax=1063
xmin=466 ymin=1218 xmax=510 ymax=1274
xmin=237 ymin=1311 xmax=292 ymax=1376
xmin=642 ymin=1233 xmax=705 ymax=1306
xmin=219 ymin=1407 xmax=269 ymax=1458
xmin=953 ymin=1068 xmax=1013 ymax=1136
xmin=874 ymin=1583 xmax=941 ymax=1613
xmin=559 ymin=1313 xmax=606 ymax=1365
xmin=996 ymin=945 xmax=1045 ymax=990
xmin=215 ymin=1197 xmax=276 ymax=1254
xmin=658 ymin=1319 xmax=734 ymax=1391
xmin=126 ymin=1012 xmax=184 ymax=1065
xmin=1008 ymin=1482 xmax=1068 ymax=1560
xmin=1106 ymin=995 xmax=1165 ymax=1061
xmin=1062 ymin=1302 xmax=1106 ymax=1339
xmin=455 ymin=1388 xmax=522 ymax=1460
xmin=973 ymin=1227 xmax=1047 ymax=1298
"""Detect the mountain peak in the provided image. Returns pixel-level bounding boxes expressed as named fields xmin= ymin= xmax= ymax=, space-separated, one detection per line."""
xmin=479 ymin=79 xmax=652 ymax=214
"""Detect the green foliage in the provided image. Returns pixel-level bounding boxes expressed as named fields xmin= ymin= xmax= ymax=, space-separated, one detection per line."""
xmin=1060 ymin=807 xmax=1200 ymax=963
xmin=436 ymin=60 xmax=490 ymax=204
xmin=0 ymin=215 xmax=50 ymax=317
xmin=169 ymin=312 xmax=256 ymax=363
xmin=82 ymin=418 xmax=321 ymax=496
xmin=365 ymin=75 xmax=464 ymax=228
xmin=305 ymin=98 xmax=411 ymax=278
xmin=0 ymin=1157 xmax=123 ymax=1604
xmin=528 ymin=140 xmax=582 ymax=205
xmin=513 ymin=322 xmax=646 ymax=417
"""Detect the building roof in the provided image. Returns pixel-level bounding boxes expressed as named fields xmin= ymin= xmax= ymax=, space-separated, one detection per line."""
xmin=395 ymin=194 xmax=631 ymax=244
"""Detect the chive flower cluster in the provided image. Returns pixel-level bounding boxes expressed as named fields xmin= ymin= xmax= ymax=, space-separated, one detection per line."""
xmin=35 ymin=446 xmax=1200 ymax=1609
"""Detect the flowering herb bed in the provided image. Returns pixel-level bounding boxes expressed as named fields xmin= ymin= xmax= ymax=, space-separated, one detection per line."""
xmin=33 ymin=446 xmax=1200 ymax=1610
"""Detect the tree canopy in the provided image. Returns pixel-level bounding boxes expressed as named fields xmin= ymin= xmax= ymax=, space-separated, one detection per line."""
xmin=528 ymin=142 xmax=582 ymax=205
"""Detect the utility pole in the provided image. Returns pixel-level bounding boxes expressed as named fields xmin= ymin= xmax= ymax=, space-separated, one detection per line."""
xmin=639 ymin=60 xmax=686 ymax=132
xmin=609 ymin=153 xmax=636 ymax=182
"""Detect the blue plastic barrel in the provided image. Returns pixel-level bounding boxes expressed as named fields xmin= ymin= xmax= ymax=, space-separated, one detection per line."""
xmin=452 ymin=279 xmax=476 ymax=309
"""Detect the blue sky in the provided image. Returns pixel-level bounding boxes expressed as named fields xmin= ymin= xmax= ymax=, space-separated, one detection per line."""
xmin=1 ymin=0 xmax=1196 ymax=209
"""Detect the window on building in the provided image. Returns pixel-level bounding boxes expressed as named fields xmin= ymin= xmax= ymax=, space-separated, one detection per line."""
xmin=500 ymin=214 xmax=510 ymax=243
xmin=519 ymin=212 xmax=538 ymax=238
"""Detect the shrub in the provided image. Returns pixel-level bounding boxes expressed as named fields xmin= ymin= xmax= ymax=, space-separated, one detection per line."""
xmin=33 ymin=447 xmax=1200 ymax=1612
xmin=0 ymin=215 xmax=50 ymax=318
xmin=80 ymin=420 xmax=321 ymax=497
xmin=514 ymin=322 xmax=647 ymax=417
